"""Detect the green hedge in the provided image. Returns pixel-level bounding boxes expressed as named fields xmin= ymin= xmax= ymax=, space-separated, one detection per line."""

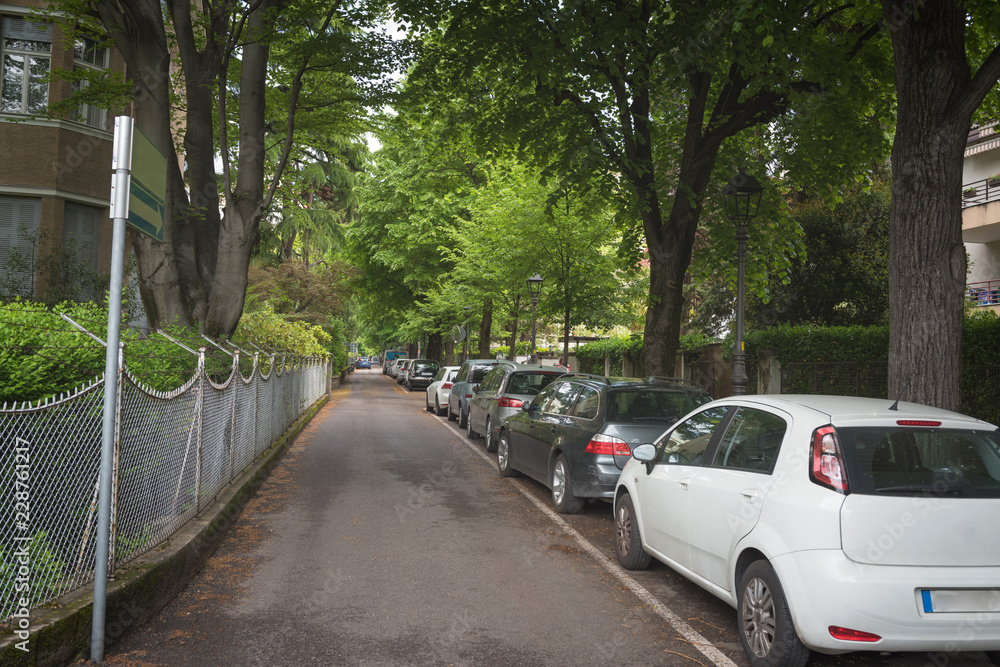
xmin=1 ymin=299 xmax=332 ymax=406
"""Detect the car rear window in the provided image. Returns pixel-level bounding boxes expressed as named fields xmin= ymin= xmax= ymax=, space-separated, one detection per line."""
xmin=838 ymin=427 xmax=1000 ymax=498
xmin=506 ymin=372 xmax=561 ymax=396
xmin=413 ymin=362 xmax=439 ymax=373
xmin=607 ymin=389 xmax=711 ymax=424
xmin=470 ymin=365 xmax=495 ymax=383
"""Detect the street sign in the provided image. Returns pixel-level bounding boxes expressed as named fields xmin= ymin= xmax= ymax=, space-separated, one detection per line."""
xmin=126 ymin=126 xmax=166 ymax=241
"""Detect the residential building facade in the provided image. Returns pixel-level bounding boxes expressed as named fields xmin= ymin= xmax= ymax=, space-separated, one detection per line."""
xmin=962 ymin=121 xmax=1000 ymax=314
xmin=0 ymin=0 xmax=124 ymax=301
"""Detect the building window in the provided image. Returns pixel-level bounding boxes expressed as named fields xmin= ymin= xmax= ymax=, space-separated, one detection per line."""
xmin=0 ymin=17 xmax=52 ymax=115
xmin=71 ymin=37 xmax=110 ymax=129
xmin=0 ymin=196 xmax=41 ymax=298
xmin=63 ymin=201 xmax=102 ymax=300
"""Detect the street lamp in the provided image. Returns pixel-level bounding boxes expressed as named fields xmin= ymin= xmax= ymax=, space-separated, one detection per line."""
xmin=526 ymin=273 xmax=543 ymax=363
xmin=723 ymin=171 xmax=763 ymax=396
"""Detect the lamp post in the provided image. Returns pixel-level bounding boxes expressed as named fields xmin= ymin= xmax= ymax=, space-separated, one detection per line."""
xmin=526 ymin=273 xmax=543 ymax=363
xmin=723 ymin=172 xmax=763 ymax=396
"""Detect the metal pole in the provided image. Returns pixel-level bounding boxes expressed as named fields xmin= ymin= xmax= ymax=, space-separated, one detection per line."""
xmin=731 ymin=222 xmax=748 ymax=395
xmin=530 ymin=297 xmax=538 ymax=362
xmin=92 ymin=115 xmax=132 ymax=663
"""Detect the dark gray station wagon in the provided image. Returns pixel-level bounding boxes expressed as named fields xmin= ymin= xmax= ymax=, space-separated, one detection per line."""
xmin=496 ymin=375 xmax=712 ymax=513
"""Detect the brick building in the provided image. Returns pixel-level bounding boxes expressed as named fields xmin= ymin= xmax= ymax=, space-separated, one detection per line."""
xmin=0 ymin=0 xmax=126 ymax=301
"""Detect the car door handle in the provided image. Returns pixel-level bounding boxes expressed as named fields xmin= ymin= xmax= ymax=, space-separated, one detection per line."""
xmin=529 ymin=422 xmax=535 ymax=429
xmin=679 ymin=479 xmax=689 ymax=490
xmin=550 ymin=426 xmax=558 ymax=433
xmin=740 ymin=489 xmax=758 ymax=503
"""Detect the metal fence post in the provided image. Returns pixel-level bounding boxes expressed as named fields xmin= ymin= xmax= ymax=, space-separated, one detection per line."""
xmin=109 ymin=342 xmax=125 ymax=574
xmin=195 ymin=347 xmax=205 ymax=514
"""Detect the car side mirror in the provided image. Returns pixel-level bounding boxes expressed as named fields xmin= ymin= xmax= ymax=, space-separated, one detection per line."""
xmin=632 ymin=443 xmax=657 ymax=475
xmin=472 ymin=384 xmax=480 ymax=394
xmin=521 ymin=399 xmax=533 ymax=412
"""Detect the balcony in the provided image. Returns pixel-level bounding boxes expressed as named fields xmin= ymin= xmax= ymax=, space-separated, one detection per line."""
xmin=968 ymin=279 xmax=1000 ymax=313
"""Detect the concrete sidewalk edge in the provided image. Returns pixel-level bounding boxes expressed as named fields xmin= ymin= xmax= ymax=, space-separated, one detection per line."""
xmin=0 ymin=394 xmax=329 ymax=666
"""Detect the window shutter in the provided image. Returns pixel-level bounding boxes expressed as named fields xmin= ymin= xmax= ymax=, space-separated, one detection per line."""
xmin=1 ymin=17 xmax=53 ymax=43
xmin=0 ymin=196 xmax=41 ymax=295
xmin=63 ymin=202 xmax=102 ymax=300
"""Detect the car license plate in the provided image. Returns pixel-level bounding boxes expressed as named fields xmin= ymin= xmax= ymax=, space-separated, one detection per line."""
xmin=920 ymin=589 xmax=1000 ymax=613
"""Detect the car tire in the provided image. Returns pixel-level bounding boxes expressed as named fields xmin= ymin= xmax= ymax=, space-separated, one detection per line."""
xmin=551 ymin=454 xmax=584 ymax=514
xmin=484 ymin=418 xmax=497 ymax=452
xmin=425 ymin=394 xmax=433 ymax=412
xmin=737 ymin=560 xmax=810 ymax=667
xmin=497 ymin=430 xmax=520 ymax=478
xmin=447 ymin=402 xmax=457 ymax=422
xmin=466 ymin=412 xmax=478 ymax=439
xmin=458 ymin=406 xmax=468 ymax=429
xmin=614 ymin=494 xmax=651 ymax=570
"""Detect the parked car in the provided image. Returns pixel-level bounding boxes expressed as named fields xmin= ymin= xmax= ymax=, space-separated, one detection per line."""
xmin=356 ymin=357 xmax=371 ymax=369
xmin=426 ymin=366 xmax=460 ymax=415
xmin=405 ymin=359 xmax=441 ymax=391
xmin=613 ymin=394 xmax=1000 ymax=667
xmin=396 ymin=359 xmax=415 ymax=385
xmin=466 ymin=362 xmax=567 ymax=452
xmin=447 ymin=359 xmax=501 ymax=428
xmin=388 ymin=357 xmax=408 ymax=379
xmin=496 ymin=375 xmax=711 ymax=513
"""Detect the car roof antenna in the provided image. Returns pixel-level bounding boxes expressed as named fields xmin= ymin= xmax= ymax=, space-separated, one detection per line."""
xmin=888 ymin=381 xmax=909 ymax=411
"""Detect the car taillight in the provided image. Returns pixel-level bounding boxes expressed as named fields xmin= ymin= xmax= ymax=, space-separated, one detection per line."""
xmin=810 ymin=425 xmax=848 ymax=494
xmin=584 ymin=434 xmax=631 ymax=457
xmin=828 ymin=626 xmax=881 ymax=642
xmin=442 ymin=383 xmax=452 ymax=389
xmin=498 ymin=397 xmax=523 ymax=408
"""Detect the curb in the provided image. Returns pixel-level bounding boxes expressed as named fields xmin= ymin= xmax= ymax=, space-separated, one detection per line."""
xmin=0 ymin=394 xmax=329 ymax=666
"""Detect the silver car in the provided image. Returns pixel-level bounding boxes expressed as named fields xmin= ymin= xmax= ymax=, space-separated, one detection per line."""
xmin=466 ymin=362 xmax=567 ymax=452
xmin=425 ymin=366 xmax=460 ymax=415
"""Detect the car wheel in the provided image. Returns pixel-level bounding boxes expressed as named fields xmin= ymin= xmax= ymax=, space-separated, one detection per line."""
xmin=737 ymin=560 xmax=810 ymax=667
xmin=614 ymin=494 xmax=651 ymax=570
xmin=458 ymin=406 xmax=468 ymax=429
xmin=551 ymin=454 xmax=583 ymax=514
xmin=484 ymin=418 xmax=497 ymax=452
xmin=447 ymin=402 xmax=457 ymax=422
xmin=497 ymin=431 xmax=520 ymax=478
xmin=466 ymin=412 xmax=478 ymax=439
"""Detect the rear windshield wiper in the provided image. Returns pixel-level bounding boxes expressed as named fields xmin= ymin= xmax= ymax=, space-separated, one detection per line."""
xmin=875 ymin=483 xmax=964 ymax=496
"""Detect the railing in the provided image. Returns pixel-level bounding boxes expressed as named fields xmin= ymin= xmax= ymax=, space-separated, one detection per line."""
xmin=961 ymin=176 xmax=1000 ymax=207
xmin=0 ymin=350 xmax=328 ymax=621
xmin=967 ymin=279 xmax=1000 ymax=307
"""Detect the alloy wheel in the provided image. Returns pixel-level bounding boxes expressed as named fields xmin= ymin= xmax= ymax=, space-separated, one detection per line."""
xmin=741 ymin=576 xmax=776 ymax=658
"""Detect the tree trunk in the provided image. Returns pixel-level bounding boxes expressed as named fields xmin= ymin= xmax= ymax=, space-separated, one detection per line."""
xmin=95 ymin=0 xmax=194 ymax=330
xmin=426 ymin=332 xmax=444 ymax=364
xmin=201 ymin=0 xmax=275 ymax=338
xmin=478 ymin=298 xmax=493 ymax=358
xmin=444 ymin=338 xmax=455 ymax=366
xmin=506 ymin=295 xmax=520 ymax=359
xmin=882 ymin=0 xmax=991 ymax=410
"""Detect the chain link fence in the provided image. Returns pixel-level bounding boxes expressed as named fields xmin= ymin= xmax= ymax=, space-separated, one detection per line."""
xmin=0 ymin=351 xmax=328 ymax=621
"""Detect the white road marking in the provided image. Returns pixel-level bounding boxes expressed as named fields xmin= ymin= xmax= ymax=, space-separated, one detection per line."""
xmin=444 ymin=419 xmax=738 ymax=667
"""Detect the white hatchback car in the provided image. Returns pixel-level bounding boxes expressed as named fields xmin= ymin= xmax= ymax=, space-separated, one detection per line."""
xmin=614 ymin=394 xmax=1000 ymax=667
xmin=425 ymin=366 xmax=460 ymax=416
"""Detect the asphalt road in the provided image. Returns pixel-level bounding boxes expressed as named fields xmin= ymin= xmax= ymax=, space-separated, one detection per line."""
xmin=87 ymin=368 xmax=996 ymax=667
